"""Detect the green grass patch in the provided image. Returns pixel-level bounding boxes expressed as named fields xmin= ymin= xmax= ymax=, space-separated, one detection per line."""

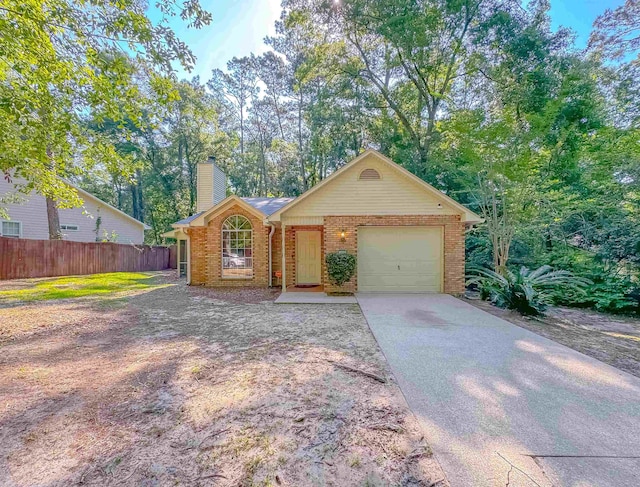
xmin=0 ymin=272 xmax=168 ymax=302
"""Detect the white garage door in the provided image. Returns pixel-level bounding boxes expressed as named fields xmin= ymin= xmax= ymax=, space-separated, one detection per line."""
xmin=357 ymin=226 xmax=443 ymax=293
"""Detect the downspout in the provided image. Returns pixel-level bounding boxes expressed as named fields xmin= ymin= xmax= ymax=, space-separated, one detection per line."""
xmin=281 ymin=223 xmax=286 ymax=292
xmin=268 ymin=222 xmax=275 ymax=287
xmin=186 ymin=229 xmax=192 ymax=285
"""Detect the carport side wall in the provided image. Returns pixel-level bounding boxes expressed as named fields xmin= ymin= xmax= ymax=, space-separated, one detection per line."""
xmin=323 ymin=215 xmax=465 ymax=295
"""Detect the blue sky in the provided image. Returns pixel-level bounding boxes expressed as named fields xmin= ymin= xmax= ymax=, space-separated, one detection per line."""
xmin=153 ymin=0 xmax=281 ymax=80
xmin=157 ymin=0 xmax=624 ymax=80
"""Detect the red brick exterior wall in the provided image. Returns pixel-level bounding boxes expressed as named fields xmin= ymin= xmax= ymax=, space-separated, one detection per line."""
xmin=189 ymin=227 xmax=207 ymax=285
xmin=279 ymin=225 xmax=324 ymax=288
xmin=272 ymin=227 xmax=282 ymax=288
xmin=188 ymin=208 xmax=465 ymax=294
xmin=323 ymin=215 xmax=465 ymax=295
xmin=188 ymin=203 xmax=270 ymax=287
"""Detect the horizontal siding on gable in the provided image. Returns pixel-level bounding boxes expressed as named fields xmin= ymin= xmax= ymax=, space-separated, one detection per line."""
xmin=197 ymin=164 xmax=214 ymax=212
xmin=58 ymin=199 xmax=144 ymax=244
xmin=284 ymin=155 xmax=461 ymax=217
xmin=281 ymin=216 xmax=324 ymax=226
xmin=1 ymin=177 xmax=144 ymax=244
xmin=213 ymin=164 xmax=227 ymax=205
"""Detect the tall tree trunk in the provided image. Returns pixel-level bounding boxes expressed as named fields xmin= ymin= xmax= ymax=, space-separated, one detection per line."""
xmin=131 ymin=183 xmax=139 ymax=221
xmin=255 ymin=113 xmax=269 ymax=197
xmin=478 ymin=176 xmax=514 ymax=275
xmin=183 ymin=136 xmax=197 ymax=214
xmin=137 ymin=173 xmax=144 ymax=221
xmin=240 ymin=105 xmax=244 ymax=154
xmin=116 ymin=182 xmax=123 ymax=210
xmin=272 ymin=94 xmax=285 ymax=139
xmin=46 ymin=196 xmax=62 ymax=240
xmin=259 ymin=141 xmax=268 ymax=197
xmin=187 ymin=157 xmax=196 ymax=215
xmin=148 ymin=206 xmax=159 ymax=245
xmin=297 ymin=90 xmax=307 ymax=191
xmin=130 ymin=173 xmax=144 ymax=223
xmin=45 ymin=146 xmax=62 ymax=240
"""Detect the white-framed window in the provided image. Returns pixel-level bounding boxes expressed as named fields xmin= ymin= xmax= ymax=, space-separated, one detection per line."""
xmin=61 ymin=224 xmax=79 ymax=231
xmin=221 ymin=215 xmax=253 ymax=278
xmin=1 ymin=220 xmax=22 ymax=238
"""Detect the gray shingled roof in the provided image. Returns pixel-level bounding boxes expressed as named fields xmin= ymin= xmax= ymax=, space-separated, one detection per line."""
xmin=173 ymin=212 xmax=204 ymax=225
xmin=172 ymin=197 xmax=295 ymax=227
xmin=241 ymin=197 xmax=295 ymax=216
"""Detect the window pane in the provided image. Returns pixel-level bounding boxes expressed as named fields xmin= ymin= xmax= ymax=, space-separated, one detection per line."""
xmin=2 ymin=221 xmax=20 ymax=237
xmin=221 ymin=215 xmax=253 ymax=278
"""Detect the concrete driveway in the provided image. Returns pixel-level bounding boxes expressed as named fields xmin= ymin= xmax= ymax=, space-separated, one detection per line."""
xmin=357 ymin=294 xmax=640 ymax=487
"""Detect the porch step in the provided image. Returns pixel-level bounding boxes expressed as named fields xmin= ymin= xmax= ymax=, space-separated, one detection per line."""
xmin=275 ymin=292 xmax=357 ymax=304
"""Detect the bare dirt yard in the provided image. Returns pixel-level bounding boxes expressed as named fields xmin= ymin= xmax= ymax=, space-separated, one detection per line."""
xmin=0 ymin=271 xmax=447 ymax=487
xmin=467 ymin=297 xmax=640 ymax=378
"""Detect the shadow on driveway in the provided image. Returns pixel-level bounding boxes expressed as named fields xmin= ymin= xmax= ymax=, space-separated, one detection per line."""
xmin=357 ymin=293 xmax=640 ymax=487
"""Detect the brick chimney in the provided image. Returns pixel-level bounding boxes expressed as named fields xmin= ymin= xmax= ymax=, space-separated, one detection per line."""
xmin=196 ymin=156 xmax=227 ymax=212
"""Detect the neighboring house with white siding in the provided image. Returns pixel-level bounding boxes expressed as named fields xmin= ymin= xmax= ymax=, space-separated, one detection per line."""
xmin=0 ymin=176 xmax=149 ymax=244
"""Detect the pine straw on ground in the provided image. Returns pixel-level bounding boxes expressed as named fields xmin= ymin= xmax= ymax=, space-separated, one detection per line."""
xmin=0 ymin=273 xmax=447 ymax=487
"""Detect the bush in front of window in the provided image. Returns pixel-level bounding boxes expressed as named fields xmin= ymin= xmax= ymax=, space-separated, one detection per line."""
xmin=325 ymin=252 xmax=356 ymax=288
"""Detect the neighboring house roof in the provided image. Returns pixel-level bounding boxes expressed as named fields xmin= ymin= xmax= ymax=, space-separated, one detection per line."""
xmin=68 ymin=181 xmax=151 ymax=230
xmin=241 ymin=197 xmax=295 ymax=216
xmin=269 ymin=149 xmax=483 ymax=224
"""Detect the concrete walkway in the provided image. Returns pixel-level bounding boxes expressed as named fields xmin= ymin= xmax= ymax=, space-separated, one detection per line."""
xmin=275 ymin=292 xmax=357 ymax=304
xmin=357 ymin=294 xmax=640 ymax=487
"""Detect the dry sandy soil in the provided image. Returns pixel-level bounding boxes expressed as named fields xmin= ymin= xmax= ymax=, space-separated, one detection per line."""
xmin=0 ymin=272 xmax=447 ymax=487
xmin=467 ymin=297 xmax=640 ymax=378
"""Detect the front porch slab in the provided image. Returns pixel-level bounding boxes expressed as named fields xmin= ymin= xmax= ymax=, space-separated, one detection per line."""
xmin=275 ymin=292 xmax=357 ymax=304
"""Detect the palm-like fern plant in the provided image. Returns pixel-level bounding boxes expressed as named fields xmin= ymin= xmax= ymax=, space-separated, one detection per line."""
xmin=466 ymin=265 xmax=591 ymax=316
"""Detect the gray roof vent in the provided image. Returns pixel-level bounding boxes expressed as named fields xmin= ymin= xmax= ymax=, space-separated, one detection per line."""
xmin=359 ymin=168 xmax=381 ymax=180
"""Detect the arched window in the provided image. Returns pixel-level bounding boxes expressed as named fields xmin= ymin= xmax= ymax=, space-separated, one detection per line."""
xmin=222 ymin=215 xmax=253 ymax=278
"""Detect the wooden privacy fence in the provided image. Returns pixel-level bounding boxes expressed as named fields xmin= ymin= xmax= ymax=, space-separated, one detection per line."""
xmin=169 ymin=244 xmax=178 ymax=270
xmin=0 ymin=237 xmax=173 ymax=280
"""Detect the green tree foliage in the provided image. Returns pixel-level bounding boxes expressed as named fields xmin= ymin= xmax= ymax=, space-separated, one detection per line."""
xmin=3 ymin=0 xmax=638 ymax=314
xmin=0 ymin=0 xmax=210 ymax=236
xmin=78 ymin=77 xmax=228 ymax=243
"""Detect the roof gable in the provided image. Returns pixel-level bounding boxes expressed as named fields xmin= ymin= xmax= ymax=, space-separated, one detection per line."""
xmin=178 ymin=195 xmax=267 ymax=227
xmin=269 ymin=150 xmax=482 ymax=224
xmin=67 ymin=180 xmax=150 ymax=230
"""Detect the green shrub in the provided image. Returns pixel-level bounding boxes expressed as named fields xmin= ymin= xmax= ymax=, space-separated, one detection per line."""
xmin=325 ymin=252 xmax=357 ymax=287
xmin=538 ymin=247 xmax=640 ymax=314
xmin=467 ymin=265 xmax=591 ymax=316
xmin=549 ymin=275 xmax=639 ymax=314
xmin=497 ymin=244 xmax=640 ymax=315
